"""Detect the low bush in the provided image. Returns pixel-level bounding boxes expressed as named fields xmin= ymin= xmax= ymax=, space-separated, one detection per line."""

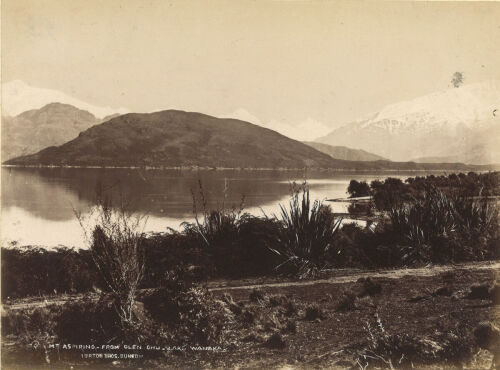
xmin=466 ymin=282 xmax=500 ymax=303
xmin=264 ymin=332 xmax=286 ymax=349
xmin=358 ymin=277 xmax=383 ymax=297
xmin=304 ymin=304 xmax=325 ymax=321
xmin=54 ymin=294 xmax=125 ymax=343
xmin=249 ymin=289 xmax=266 ymax=304
xmin=169 ymin=287 xmax=233 ymax=346
xmin=182 ymin=214 xmax=281 ymax=278
xmin=389 ymin=188 xmax=499 ymax=265
xmin=268 ymin=294 xmax=287 ymax=307
xmin=473 ymin=321 xmax=500 ymax=359
xmin=2 ymin=306 xmax=56 ymax=344
xmin=357 ymin=315 xmax=478 ymax=369
xmin=283 ymin=300 xmax=298 ymax=317
xmin=337 ymin=290 xmax=357 ymax=312
xmin=270 ymin=185 xmax=343 ymax=277
xmin=467 ymin=283 xmax=492 ymax=300
xmin=180 ymin=180 xmax=281 ymax=278
xmin=1 ymin=247 xmax=99 ymax=300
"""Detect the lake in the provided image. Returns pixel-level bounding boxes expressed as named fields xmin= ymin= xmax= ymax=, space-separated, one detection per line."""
xmin=1 ymin=167 xmax=440 ymax=248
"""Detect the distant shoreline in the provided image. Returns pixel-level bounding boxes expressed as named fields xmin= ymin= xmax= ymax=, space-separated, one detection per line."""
xmin=1 ymin=164 xmax=496 ymax=172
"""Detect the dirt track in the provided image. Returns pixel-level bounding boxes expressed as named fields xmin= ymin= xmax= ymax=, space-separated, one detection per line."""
xmin=3 ymin=261 xmax=499 ymax=312
xmin=208 ymin=260 xmax=500 ymax=291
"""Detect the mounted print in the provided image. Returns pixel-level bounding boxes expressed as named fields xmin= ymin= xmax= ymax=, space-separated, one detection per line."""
xmin=1 ymin=1 xmax=499 ymax=369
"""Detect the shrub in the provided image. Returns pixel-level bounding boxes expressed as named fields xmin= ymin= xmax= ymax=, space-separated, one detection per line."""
xmin=304 ymin=304 xmax=325 ymax=321
xmin=181 ymin=181 xmax=281 ymax=278
xmin=347 ymin=180 xmax=371 ymax=198
xmin=358 ymin=277 xmax=383 ymax=297
xmin=141 ymin=284 xmax=233 ymax=346
xmin=473 ymin=321 xmax=500 ymax=355
xmin=241 ymin=309 xmax=256 ymax=326
xmin=388 ymin=188 xmax=499 ymax=264
xmin=268 ymin=295 xmax=287 ymax=307
xmin=2 ymin=306 xmax=56 ymax=344
xmin=371 ymin=177 xmax=409 ymax=211
xmin=76 ymin=199 xmax=146 ymax=324
xmin=221 ymin=293 xmax=243 ymax=315
xmin=173 ymin=287 xmax=233 ymax=346
xmin=467 ymin=283 xmax=491 ymax=300
xmin=249 ymin=289 xmax=266 ymax=304
xmin=283 ymin=320 xmax=297 ymax=334
xmin=283 ymin=300 xmax=298 ymax=317
xmin=357 ymin=315 xmax=478 ymax=369
xmin=270 ymin=186 xmax=342 ymax=276
xmin=432 ymin=286 xmax=452 ymax=297
xmin=466 ymin=282 xmax=500 ymax=303
xmin=181 ymin=179 xmax=242 ymax=271
xmin=337 ymin=290 xmax=357 ymax=312
xmin=264 ymin=332 xmax=286 ymax=349
xmin=371 ymin=172 xmax=500 ymax=211
xmin=141 ymin=232 xmax=212 ymax=286
xmin=54 ymin=294 xmax=124 ymax=343
xmin=1 ymin=246 xmax=99 ymax=299
xmin=358 ymin=315 xmax=437 ymax=368
xmin=234 ymin=215 xmax=282 ymax=276
xmin=453 ymin=196 xmax=499 ymax=236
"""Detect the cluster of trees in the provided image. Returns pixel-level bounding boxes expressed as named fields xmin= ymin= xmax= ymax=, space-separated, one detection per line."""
xmin=348 ymin=172 xmax=500 ymax=210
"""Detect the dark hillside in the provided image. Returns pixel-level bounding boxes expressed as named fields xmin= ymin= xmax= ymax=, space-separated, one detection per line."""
xmin=6 ymin=110 xmax=340 ymax=169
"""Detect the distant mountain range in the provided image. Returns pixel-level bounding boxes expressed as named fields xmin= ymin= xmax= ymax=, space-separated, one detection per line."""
xmin=2 ymin=79 xmax=499 ymax=170
xmin=2 ymin=80 xmax=129 ymax=118
xmin=5 ymin=109 xmax=495 ymax=171
xmin=2 ymin=103 xmax=102 ymax=161
xmin=315 ymin=80 xmax=500 ymax=165
xmin=302 ymin=142 xmax=386 ymax=161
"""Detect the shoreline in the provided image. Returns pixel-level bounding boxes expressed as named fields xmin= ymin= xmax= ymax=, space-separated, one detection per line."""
xmin=2 ymin=164 xmax=496 ymax=172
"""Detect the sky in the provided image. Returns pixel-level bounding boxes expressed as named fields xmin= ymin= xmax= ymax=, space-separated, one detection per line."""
xmin=2 ymin=0 xmax=500 ymax=129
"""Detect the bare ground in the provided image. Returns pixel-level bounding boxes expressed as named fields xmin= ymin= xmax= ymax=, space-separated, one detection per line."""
xmin=2 ymin=261 xmax=499 ymax=369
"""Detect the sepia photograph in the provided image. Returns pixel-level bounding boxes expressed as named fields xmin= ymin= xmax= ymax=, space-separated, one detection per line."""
xmin=1 ymin=0 xmax=499 ymax=368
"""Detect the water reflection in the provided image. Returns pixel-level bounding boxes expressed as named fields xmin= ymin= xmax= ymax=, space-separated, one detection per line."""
xmin=1 ymin=167 xmax=421 ymax=248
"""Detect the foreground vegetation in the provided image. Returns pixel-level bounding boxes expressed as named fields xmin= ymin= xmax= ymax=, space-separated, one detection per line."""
xmin=4 ymin=173 xmax=499 ymax=300
xmin=2 ymin=171 xmax=499 ymax=368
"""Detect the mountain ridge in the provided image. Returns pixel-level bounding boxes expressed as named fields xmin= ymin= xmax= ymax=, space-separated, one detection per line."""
xmin=1 ymin=103 xmax=100 ymax=161
xmin=302 ymin=142 xmax=386 ymax=161
xmin=5 ymin=109 xmax=496 ymax=171
xmin=316 ymin=80 xmax=500 ymax=164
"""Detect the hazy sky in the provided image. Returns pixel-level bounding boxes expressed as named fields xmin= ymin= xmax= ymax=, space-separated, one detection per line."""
xmin=2 ymin=0 xmax=500 ymax=127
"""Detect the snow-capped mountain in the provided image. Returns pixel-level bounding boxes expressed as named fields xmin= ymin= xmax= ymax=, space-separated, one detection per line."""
xmin=2 ymin=80 xmax=129 ymax=119
xmin=222 ymin=109 xmax=331 ymax=141
xmin=316 ymin=80 xmax=500 ymax=164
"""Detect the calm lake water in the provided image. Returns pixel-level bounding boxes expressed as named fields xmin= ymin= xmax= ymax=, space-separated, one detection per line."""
xmin=1 ymin=167 xmax=441 ymax=248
